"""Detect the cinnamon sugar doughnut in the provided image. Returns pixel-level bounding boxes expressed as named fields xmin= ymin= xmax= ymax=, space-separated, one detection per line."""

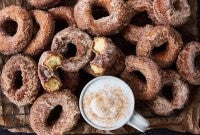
xmin=38 ymin=51 xmax=79 ymax=92
xmin=24 ymin=10 xmax=55 ymax=56
xmin=30 ymin=91 xmax=80 ymax=135
xmin=149 ymin=70 xmax=189 ymax=116
xmin=0 ymin=5 xmax=32 ymax=55
xmin=51 ymin=27 xmax=93 ymax=72
xmin=85 ymin=37 xmax=125 ymax=76
xmin=49 ymin=6 xmax=76 ymax=33
xmin=74 ymin=0 xmax=128 ymax=36
xmin=121 ymin=56 xmax=162 ymax=100
xmin=1 ymin=55 xmax=40 ymax=106
xmin=177 ymin=42 xmax=200 ymax=85
xmin=136 ymin=26 xmax=183 ymax=69
xmin=153 ymin=0 xmax=191 ymax=26
xmin=124 ymin=0 xmax=158 ymax=44
xmin=28 ymin=0 xmax=60 ymax=8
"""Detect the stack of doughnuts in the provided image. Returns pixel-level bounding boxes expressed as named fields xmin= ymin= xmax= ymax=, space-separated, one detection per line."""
xmin=0 ymin=0 xmax=197 ymax=134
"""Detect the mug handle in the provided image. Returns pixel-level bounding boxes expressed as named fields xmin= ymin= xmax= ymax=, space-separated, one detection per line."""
xmin=127 ymin=111 xmax=150 ymax=132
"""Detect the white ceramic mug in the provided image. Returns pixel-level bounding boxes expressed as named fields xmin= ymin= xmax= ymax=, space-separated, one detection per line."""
xmin=79 ymin=76 xmax=150 ymax=132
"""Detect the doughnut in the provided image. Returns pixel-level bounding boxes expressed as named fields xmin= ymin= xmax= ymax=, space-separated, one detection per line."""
xmin=153 ymin=0 xmax=191 ymax=26
xmin=121 ymin=56 xmax=162 ymax=100
xmin=24 ymin=10 xmax=55 ymax=56
xmin=38 ymin=51 xmax=79 ymax=92
xmin=30 ymin=91 xmax=80 ymax=135
xmin=0 ymin=5 xmax=32 ymax=55
xmin=136 ymin=26 xmax=183 ymax=69
xmin=124 ymin=0 xmax=159 ymax=44
xmin=123 ymin=24 xmax=153 ymax=45
xmin=51 ymin=27 xmax=93 ymax=72
xmin=28 ymin=0 xmax=60 ymax=8
xmin=84 ymin=37 xmax=125 ymax=76
xmin=177 ymin=42 xmax=200 ymax=85
xmin=1 ymin=55 xmax=40 ymax=106
xmin=49 ymin=6 xmax=76 ymax=33
xmin=74 ymin=0 xmax=128 ymax=36
xmin=149 ymin=70 xmax=189 ymax=116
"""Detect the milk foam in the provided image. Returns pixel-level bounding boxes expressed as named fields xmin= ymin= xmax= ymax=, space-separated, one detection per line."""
xmin=82 ymin=77 xmax=134 ymax=129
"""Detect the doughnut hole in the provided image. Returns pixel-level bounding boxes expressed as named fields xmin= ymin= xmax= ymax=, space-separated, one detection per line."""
xmin=131 ymin=71 xmax=147 ymax=83
xmin=131 ymin=11 xmax=153 ymax=27
xmin=194 ymin=53 xmax=200 ymax=70
xmin=44 ymin=55 xmax=62 ymax=70
xmin=1 ymin=19 xmax=18 ymax=36
xmin=92 ymin=4 xmax=109 ymax=20
xmin=46 ymin=105 xmax=62 ymax=126
xmin=161 ymin=84 xmax=173 ymax=101
xmin=13 ymin=71 xmax=23 ymax=89
xmin=32 ymin=18 xmax=40 ymax=39
xmin=44 ymin=77 xmax=62 ymax=92
xmin=173 ymin=0 xmax=181 ymax=11
xmin=57 ymin=68 xmax=65 ymax=84
xmin=54 ymin=18 xmax=69 ymax=33
xmin=152 ymin=42 xmax=168 ymax=56
xmin=65 ymin=43 xmax=77 ymax=58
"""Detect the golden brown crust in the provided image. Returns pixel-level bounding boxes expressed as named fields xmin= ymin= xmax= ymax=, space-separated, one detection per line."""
xmin=24 ymin=10 xmax=55 ymax=56
xmin=51 ymin=27 xmax=93 ymax=72
xmin=153 ymin=0 xmax=191 ymax=26
xmin=1 ymin=55 xmax=40 ymax=106
xmin=136 ymin=25 xmax=183 ymax=69
xmin=149 ymin=70 xmax=189 ymax=116
xmin=74 ymin=0 xmax=129 ymax=36
xmin=30 ymin=91 xmax=80 ymax=135
xmin=121 ymin=56 xmax=162 ymax=100
xmin=0 ymin=5 xmax=33 ymax=55
xmin=28 ymin=0 xmax=60 ymax=9
xmin=177 ymin=42 xmax=200 ymax=85
xmin=49 ymin=6 xmax=76 ymax=28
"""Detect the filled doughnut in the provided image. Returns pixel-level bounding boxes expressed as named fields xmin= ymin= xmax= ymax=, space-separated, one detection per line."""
xmin=153 ymin=0 xmax=191 ymax=26
xmin=1 ymin=55 xmax=40 ymax=106
xmin=136 ymin=26 xmax=183 ymax=69
xmin=177 ymin=42 xmax=200 ymax=85
xmin=30 ymin=91 xmax=80 ymax=135
xmin=84 ymin=37 xmax=125 ymax=76
xmin=28 ymin=0 xmax=60 ymax=9
xmin=38 ymin=51 xmax=79 ymax=92
xmin=49 ymin=6 xmax=76 ymax=33
xmin=124 ymin=0 xmax=159 ymax=44
xmin=51 ymin=27 xmax=93 ymax=72
xmin=24 ymin=10 xmax=55 ymax=56
xmin=0 ymin=5 xmax=32 ymax=55
xmin=149 ymin=70 xmax=189 ymax=116
xmin=121 ymin=56 xmax=162 ymax=100
xmin=74 ymin=0 xmax=128 ymax=36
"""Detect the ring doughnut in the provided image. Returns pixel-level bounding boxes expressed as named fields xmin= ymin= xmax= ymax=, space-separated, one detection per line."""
xmin=149 ymin=70 xmax=189 ymax=116
xmin=136 ymin=26 xmax=183 ymax=69
xmin=74 ymin=0 xmax=128 ymax=36
xmin=84 ymin=37 xmax=125 ymax=76
xmin=28 ymin=0 xmax=60 ymax=9
xmin=51 ymin=27 xmax=93 ymax=72
xmin=121 ymin=56 xmax=162 ymax=100
xmin=49 ymin=6 xmax=76 ymax=33
xmin=30 ymin=91 xmax=80 ymax=135
xmin=0 ymin=5 xmax=32 ymax=55
xmin=1 ymin=55 xmax=40 ymax=106
xmin=38 ymin=51 xmax=79 ymax=92
xmin=177 ymin=42 xmax=200 ymax=85
xmin=153 ymin=0 xmax=191 ymax=26
xmin=24 ymin=10 xmax=55 ymax=56
xmin=124 ymin=0 xmax=158 ymax=44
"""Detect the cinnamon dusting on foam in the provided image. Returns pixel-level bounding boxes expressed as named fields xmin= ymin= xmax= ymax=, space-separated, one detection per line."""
xmin=82 ymin=86 xmax=131 ymax=128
